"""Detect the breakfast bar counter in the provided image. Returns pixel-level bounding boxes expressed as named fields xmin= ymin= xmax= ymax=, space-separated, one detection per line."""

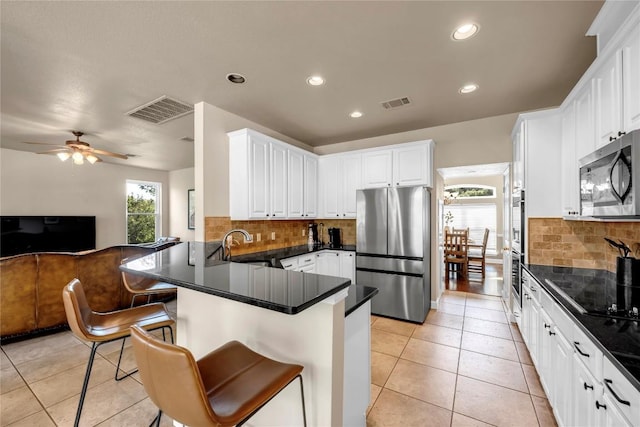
xmin=121 ymin=242 xmax=377 ymax=426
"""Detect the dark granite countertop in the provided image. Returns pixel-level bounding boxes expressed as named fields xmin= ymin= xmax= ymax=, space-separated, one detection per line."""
xmin=228 ymin=244 xmax=356 ymax=268
xmin=524 ymin=264 xmax=640 ymax=392
xmin=121 ymin=242 xmax=375 ymax=317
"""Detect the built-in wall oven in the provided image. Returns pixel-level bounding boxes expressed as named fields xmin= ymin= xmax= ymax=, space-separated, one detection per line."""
xmin=511 ymin=250 xmax=523 ymax=309
xmin=511 ymin=189 xmax=525 ymax=310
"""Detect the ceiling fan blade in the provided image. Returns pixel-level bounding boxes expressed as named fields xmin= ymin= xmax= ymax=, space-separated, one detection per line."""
xmin=90 ymin=148 xmax=128 ymax=159
xmin=23 ymin=141 xmax=67 ymax=148
xmin=36 ymin=148 xmax=71 ymax=155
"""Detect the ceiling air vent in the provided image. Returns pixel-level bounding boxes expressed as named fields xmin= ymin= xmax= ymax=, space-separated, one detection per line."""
xmin=380 ymin=96 xmax=412 ymax=110
xmin=126 ymin=96 xmax=194 ymax=124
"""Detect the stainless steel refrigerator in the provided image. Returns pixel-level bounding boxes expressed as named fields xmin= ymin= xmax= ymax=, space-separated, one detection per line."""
xmin=356 ymin=186 xmax=431 ymax=323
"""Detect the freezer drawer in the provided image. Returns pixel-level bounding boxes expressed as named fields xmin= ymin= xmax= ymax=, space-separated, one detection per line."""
xmin=356 ymin=270 xmax=429 ymax=323
xmin=356 ymin=255 xmax=423 ymax=275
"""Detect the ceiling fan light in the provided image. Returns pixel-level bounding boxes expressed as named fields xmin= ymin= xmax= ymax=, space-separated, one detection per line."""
xmin=86 ymin=154 xmax=99 ymax=164
xmin=57 ymin=152 xmax=71 ymax=161
xmin=72 ymin=151 xmax=84 ymax=165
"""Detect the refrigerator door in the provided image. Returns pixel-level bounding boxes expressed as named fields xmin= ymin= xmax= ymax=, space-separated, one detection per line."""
xmin=356 ymin=270 xmax=428 ymax=323
xmin=356 ymin=188 xmax=388 ymax=255
xmin=388 ymin=186 xmax=426 ymax=258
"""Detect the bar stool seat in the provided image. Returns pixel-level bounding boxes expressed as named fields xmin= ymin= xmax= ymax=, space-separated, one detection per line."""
xmin=63 ymin=279 xmax=174 ymax=427
xmin=130 ymin=325 xmax=307 ymax=427
xmin=121 ymin=258 xmax=177 ymax=307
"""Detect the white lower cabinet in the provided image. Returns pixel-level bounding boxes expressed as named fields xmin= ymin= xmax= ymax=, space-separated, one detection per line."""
xmin=572 ymin=354 xmax=603 ymax=427
xmin=521 ymin=269 xmax=639 ymax=427
xmin=281 ymin=250 xmax=355 ymax=283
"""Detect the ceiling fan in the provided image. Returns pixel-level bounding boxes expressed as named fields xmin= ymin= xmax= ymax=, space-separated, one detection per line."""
xmin=23 ymin=131 xmax=128 ymax=165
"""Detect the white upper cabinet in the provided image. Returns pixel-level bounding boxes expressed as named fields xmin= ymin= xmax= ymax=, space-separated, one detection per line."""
xmin=575 ymin=80 xmax=596 ymax=161
xmin=561 ymin=103 xmax=580 ymax=216
xmin=288 ymin=149 xmax=305 ymax=218
xmin=362 ymin=150 xmax=393 ymax=188
xmin=270 ymin=143 xmax=288 ymax=218
xmin=361 ymin=141 xmax=434 ymax=189
xmin=304 ymin=155 xmax=318 ymax=218
xmin=594 ymin=49 xmax=623 ymax=148
xmin=392 ymin=143 xmax=433 ymax=187
xmin=622 ymin=24 xmax=640 ymax=133
xmin=319 ymin=153 xmax=361 ymax=219
xmin=229 ymin=128 xmax=318 ymax=220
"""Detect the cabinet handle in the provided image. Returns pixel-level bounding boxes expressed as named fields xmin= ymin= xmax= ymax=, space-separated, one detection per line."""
xmin=531 ymin=287 xmax=537 ymax=292
xmin=266 ymin=214 xmax=270 ymax=217
xmin=548 ymin=331 xmax=556 ymax=336
xmin=573 ymin=342 xmax=590 ymax=358
xmin=618 ymin=131 xmax=626 ymax=137
xmin=387 ymin=183 xmax=391 ymax=187
xmin=283 ymin=264 xmax=293 ymax=268
xmin=605 ymin=379 xmax=631 ymax=406
xmin=396 ymin=182 xmax=399 ymax=185
xmin=304 ymin=258 xmax=312 ymax=262
xmin=583 ymin=382 xmax=594 ymax=391
xmin=595 ymin=401 xmax=607 ymax=410
xmin=544 ymin=323 xmax=550 ymax=329
xmin=610 ymin=136 xmax=616 ymax=141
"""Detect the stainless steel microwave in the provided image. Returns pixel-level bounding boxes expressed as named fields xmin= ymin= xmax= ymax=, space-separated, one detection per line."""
xmin=579 ymin=130 xmax=639 ymax=217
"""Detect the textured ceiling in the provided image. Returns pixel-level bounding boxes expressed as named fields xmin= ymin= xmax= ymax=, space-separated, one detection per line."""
xmin=1 ymin=1 xmax=603 ymax=170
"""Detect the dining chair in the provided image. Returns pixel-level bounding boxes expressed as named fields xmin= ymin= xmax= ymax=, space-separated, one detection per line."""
xmin=468 ymin=228 xmax=490 ymax=277
xmin=62 ymin=279 xmax=175 ymax=427
xmin=443 ymin=229 xmax=469 ymax=278
xmin=130 ymin=325 xmax=307 ymax=427
xmin=121 ymin=258 xmax=177 ymax=307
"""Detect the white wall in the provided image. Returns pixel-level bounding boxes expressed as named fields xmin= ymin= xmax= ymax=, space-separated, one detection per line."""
xmin=0 ymin=148 xmax=169 ymax=249
xmin=168 ymin=167 xmax=195 ymax=241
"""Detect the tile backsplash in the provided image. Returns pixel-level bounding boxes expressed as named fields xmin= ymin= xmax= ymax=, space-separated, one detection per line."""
xmin=204 ymin=217 xmax=356 ymax=255
xmin=528 ymin=218 xmax=640 ymax=272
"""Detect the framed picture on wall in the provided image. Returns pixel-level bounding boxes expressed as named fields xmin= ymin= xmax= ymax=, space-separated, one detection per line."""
xmin=188 ymin=189 xmax=195 ymax=230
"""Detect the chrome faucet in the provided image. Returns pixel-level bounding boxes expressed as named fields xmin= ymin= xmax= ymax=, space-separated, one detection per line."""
xmin=222 ymin=229 xmax=253 ymax=260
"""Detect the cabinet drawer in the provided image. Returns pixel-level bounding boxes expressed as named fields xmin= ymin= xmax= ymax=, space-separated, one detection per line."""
xmin=550 ymin=301 xmax=573 ymax=341
xmin=573 ymin=325 xmax=603 ymax=379
xmin=603 ymin=356 xmax=640 ymax=424
xmin=298 ymin=255 xmax=316 ymax=267
xmin=280 ymin=257 xmax=298 ymax=270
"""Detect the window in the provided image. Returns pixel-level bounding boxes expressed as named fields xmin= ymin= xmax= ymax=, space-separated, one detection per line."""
xmin=445 ymin=204 xmax=497 ymax=254
xmin=126 ymin=180 xmax=161 ymax=244
xmin=444 ymin=184 xmax=496 ymax=199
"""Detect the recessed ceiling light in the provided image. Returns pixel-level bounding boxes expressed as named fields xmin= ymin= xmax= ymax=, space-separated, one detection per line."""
xmin=226 ymin=73 xmax=246 ymax=84
xmin=452 ymin=23 xmax=479 ymax=40
xmin=350 ymin=111 xmax=363 ymax=118
xmin=307 ymin=76 xmax=325 ymax=86
xmin=459 ymin=83 xmax=479 ymax=94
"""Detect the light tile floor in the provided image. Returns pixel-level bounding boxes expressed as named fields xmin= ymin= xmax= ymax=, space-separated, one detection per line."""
xmin=1 ymin=291 xmax=557 ymax=426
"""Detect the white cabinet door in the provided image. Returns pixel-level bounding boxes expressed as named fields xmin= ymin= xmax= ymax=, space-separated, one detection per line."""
xmin=339 ymin=251 xmax=356 ymax=283
xmin=594 ymin=50 xmax=623 ymax=148
xmin=600 ymin=392 xmax=633 ymax=427
xmin=288 ymin=150 xmax=305 ymax=219
xmin=320 ymin=156 xmax=341 ymax=218
xmin=342 ymin=154 xmax=362 ymax=218
xmin=362 ymin=150 xmax=392 ymax=188
xmin=572 ymin=355 xmax=602 ymax=427
xmin=316 ymin=251 xmax=341 ymax=277
xmin=553 ymin=328 xmax=573 ymax=427
xmin=623 ymin=25 xmax=640 ymax=133
xmin=561 ymin=104 xmax=580 ymax=216
xmin=392 ymin=144 xmax=430 ymax=187
xmin=538 ymin=307 xmax=554 ymax=397
xmin=304 ymin=155 xmax=318 ymax=218
xmin=249 ymin=135 xmax=271 ymax=219
xmin=575 ymin=81 xmax=596 ymax=160
xmin=512 ymin=122 xmax=525 ymax=191
xmin=270 ymin=143 xmax=288 ymax=218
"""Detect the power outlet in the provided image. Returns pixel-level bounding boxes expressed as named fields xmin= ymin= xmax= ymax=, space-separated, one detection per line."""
xmin=271 ymin=231 xmax=276 ymax=240
xmin=302 ymin=229 xmax=306 ymax=237
xmin=256 ymin=233 xmax=261 ymax=242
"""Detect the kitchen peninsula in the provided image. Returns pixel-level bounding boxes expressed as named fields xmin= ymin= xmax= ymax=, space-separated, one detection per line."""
xmin=121 ymin=242 xmax=377 ymax=426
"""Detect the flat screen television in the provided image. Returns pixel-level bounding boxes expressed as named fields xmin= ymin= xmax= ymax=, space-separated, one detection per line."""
xmin=1 ymin=216 xmax=96 ymax=257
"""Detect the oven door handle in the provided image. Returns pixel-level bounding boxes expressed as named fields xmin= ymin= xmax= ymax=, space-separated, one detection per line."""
xmin=608 ymin=151 xmax=632 ymax=203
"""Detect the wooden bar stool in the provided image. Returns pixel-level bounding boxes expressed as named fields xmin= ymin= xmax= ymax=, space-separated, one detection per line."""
xmin=130 ymin=325 xmax=307 ymax=427
xmin=62 ymin=279 xmax=175 ymax=427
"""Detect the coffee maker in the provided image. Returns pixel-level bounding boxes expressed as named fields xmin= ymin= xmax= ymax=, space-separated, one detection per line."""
xmin=328 ymin=228 xmax=341 ymax=248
